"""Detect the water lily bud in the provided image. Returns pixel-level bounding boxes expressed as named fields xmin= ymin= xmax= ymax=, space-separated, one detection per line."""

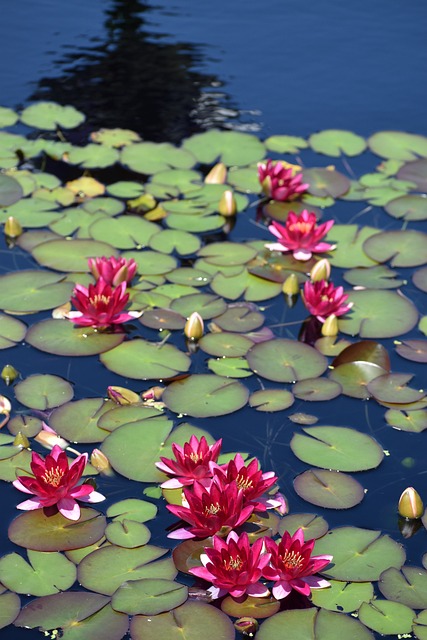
xmin=218 ymin=190 xmax=237 ymax=217
xmin=282 ymin=273 xmax=299 ymax=296
xmin=91 ymin=448 xmax=114 ymax=476
xmin=0 ymin=395 xmax=12 ymax=413
xmin=234 ymin=617 xmax=259 ymax=637
xmin=34 ymin=429 xmax=69 ymax=451
xmin=321 ymin=314 xmax=338 ymax=337
xmin=141 ymin=386 xmax=165 ymax=402
xmin=4 ymin=216 xmax=23 ymax=238
xmin=13 ymin=432 xmax=30 ymax=449
xmin=184 ymin=312 xmax=204 ymax=341
xmin=107 ymin=385 xmax=140 ymax=405
xmin=398 ymin=487 xmax=424 ymax=519
xmin=310 ymin=258 xmax=331 ymax=282
xmin=1 ymin=364 xmax=19 ymax=385
xmin=205 ymin=162 xmax=227 ymax=184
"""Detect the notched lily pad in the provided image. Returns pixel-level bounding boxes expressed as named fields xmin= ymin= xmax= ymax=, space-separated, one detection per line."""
xmin=26 ymin=319 xmax=125 ymax=356
xmin=249 ymin=389 xmax=294 ymax=412
xmin=14 ymin=374 xmax=74 ymax=410
xmin=294 ymin=469 xmax=365 ymax=509
xmin=0 ymin=271 xmax=73 ymax=314
xmin=247 ymin=339 xmax=327 ymax=383
xmin=20 ymin=101 xmax=86 ymax=130
xmin=363 ymin=230 xmax=427 ymax=267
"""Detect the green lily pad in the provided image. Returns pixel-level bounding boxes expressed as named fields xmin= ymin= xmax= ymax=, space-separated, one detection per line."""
xmin=197 ymin=242 xmax=257 ymax=266
xmin=112 ymin=578 xmax=187 ymax=615
xmin=98 ymin=405 xmax=164 ymax=432
xmin=379 ymin=566 xmax=427 ymax=609
xmin=0 ymin=590 xmax=20 ymax=630
xmin=315 ymin=527 xmax=406 ymax=581
xmin=20 ymin=102 xmax=86 ymax=130
xmin=129 ymin=601 xmax=235 ymax=640
xmin=0 ymin=106 xmax=18 ymax=127
xmin=290 ymin=426 xmax=384 ymax=471
xmin=170 ymin=293 xmax=227 ymax=319
xmin=66 ymin=144 xmax=119 ymax=169
xmin=89 ymin=216 xmax=160 ymax=250
xmin=77 ymin=544 xmax=174 ymax=595
xmin=332 ymin=340 xmax=391 ymax=370
xmin=367 ymin=373 xmax=425 ymax=404
xmin=265 ymin=135 xmax=308 ymax=153
xmin=278 ymin=513 xmax=328 ymax=539
xmin=140 ymin=308 xmax=186 ymax=330
xmin=213 ymin=306 xmax=264 ymax=332
xmin=121 ymin=142 xmax=196 ymax=174
xmin=309 ymin=130 xmax=366 ymax=156
xmin=8 ymin=508 xmax=107 ymax=551
xmin=7 ymin=415 xmax=43 ymax=438
xmin=311 ymin=580 xmax=374 ymax=612
xmin=396 ymin=340 xmax=427 ymax=363
xmin=368 ymin=131 xmax=427 ymax=160
xmin=26 ymin=320 xmax=125 ymax=356
xmin=14 ymin=374 xmax=73 ymax=410
xmin=162 ymin=374 xmax=249 ymax=417
xmin=385 ymin=409 xmax=427 ymax=433
xmin=100 ymin=338 xmax=190 ymax=380
xmin=0 ymin=313 xmax=26 ymax=349
xmin=221 ymin=595 xmax=280 ymax=619
xmin=246 ymin=339 xmax=327 ymax=383
xmin=303 ymin=168 xmax=350 ymax=197
xmin=338 ymin=290 xmax=419 ymax=338
xmin=49 ymin=398 xmax=114 ymax=443
xmin=17 ymin=229 xmax=61 ymax=251
xmin=0 ymin=550 xmax=76 ymax=596
xmin=413 ymin=266 xmax=427 ymax=292
xmin=105 ymin=520 xmax=151 ymax=548
xmin=293 ymin=469 xmax=365 ymax=509
xmin=326 ymin=225 xmax=380 ymax=268
xmin=0 ymin=197 xmax=64 ymax=228
xmin=107 ymin=499 xmax=157 ymax=523
xmin=0 ymin=173 xmax=23 ymax=206
xmin=227 ymin=166 xmax=261 ymax=192
xmin=293 ymin=378 xmax=342 ymax=402
xmin=183 ymin=130 xmax=265 ymax=166
xmin=358 ymin=600 xmax=415 ymax=635
xmin=199 ymin=332 xmax=253 ymax=357
xmin=329 ymin=362 xmax=388 ymax=399
xmin=343 ymin=265 xmax=405 ymax=289
xmin=149 ymin=229 xmax=201 ymax=255
xmin=32 ymin=238 xmax=118 ymax=272
xmin=165 ymin=212 xmax=225 ymax=233
xmin=315 ymin=337 xmax=352 ymax=357
xmin=0 ymin=449 xmax=32 ymax=482
xmin=90 ymin=127 xmax=141 ymax=147
xmin=0 ymin=270 xmax=73 ymax=314
xmin=249 ymin=389 xmax=295 ymax=412
xmin=413 ymin=610 xmax=427 ymax=640
xmin=207 ymin=356 xmax=252 ymax=378
xmin=107 ymin=181 xmax=145 ymax=198
xmin=363 ymin=230 xmax=427 ymax=267
xmin=398 ymin=157 xmax=427 ymax=190
xmin=385 ymin=194 xmax=427 ymax=221
xmin=288 ymin=412 xmax=319 ymax=425
xmin=264 ymin=199 xmax=320 ymax=223
xmin=166 ymin=267 xmax=211 ymax=287
xmin=256 ymin=608 xmax=374 ymax=640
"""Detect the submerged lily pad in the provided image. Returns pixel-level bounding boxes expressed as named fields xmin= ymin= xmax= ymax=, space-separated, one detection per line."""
xmin=247 ymin=339 xmax=327 ymax=382
xmin=14 ymin=374 xmax=74 ymax=409
xmin=100 ymin=339 xmax=191 ymax=380
xmin=294 ymin=469 xmax=365 ymax=509
xmin=26 ymin=319 xmax=125 ymax=356
xmin=162 ymin=374 xmax=249 ymax=417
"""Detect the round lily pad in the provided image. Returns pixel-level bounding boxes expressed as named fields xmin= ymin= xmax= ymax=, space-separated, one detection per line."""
xmin=100 ymin=339 xmax=191 ymax=380
xmin=290 ymin=426 xmax=384 ymax=471
xmin=309 ymin=130 xmax=367 ymax=157
xmin=247 ymin=339 xmax=327 ymax=383
xmin=293 ymin=469 xmax=365 ymax=509
xmin=396 ymin=340 xmax=427 ymax=363
xmin=0 ymin=173 xmax=23 ymax=206
xmin=0 ymin=313 xmax=26 ymax=349
xmin=398 ymin=157 xmax=427 ymax=190
xmin=149 ymin=229 xmax=201 ymax=255
xmin=358 ymin=600 xmax=415 ymax=635
xmin=20 ymin=102 xmax=86 ymax=130
xmin=385 ymin=194 xmax=427 ymax=221
xmin=90 ymin=216 xmax=160 ymax=250
xmin=293 ymin=378 xmax=342 ymax=401
xmin=414 ymin=610 xmax=427 ymax=640
xmin=289 ymin=412 xmax=319 ymax=425
xmin=199 ymin=333 xmax=253 ymax=357
xmin=329 ymin=362 xmax=388 ymax=399
xmin=338 ymin=290 xmax=419 ymax=338
xmin=343 ymin=265 xmax=405 ymax=289
xmin=0 ymin=271 xmax=74 ymax=313
xmin=363 ymin=230 xmax=427 ymax=267
xmin=182 ymin=130 xmax=265 ymax=166
xmin=385 ymin=409 xmax=427 ymax=433
xmin=98 ymin=406 xmax=164 ymax=432
xmin=221 ymin=595 xmax=280 ymax=619
xmin=26 ymin=319 xmax=125 ymax=356
xmin=211 ymin=269 xmax=282 ymax=301
xmin=311 ymin=580 xmax=374 ymax=613
xmin=121 ymin=142 xmax=196 ymax=174
xmin=368 ymin=131 xmax=427 ymax=160
xmin=213 ymin=306 xmax=264 ymax=332
xmin=112 ymin=578 xmax=187 ymax=616
xmin=8 ymin=508 xmax=107 ymax=552
xmin=162 ymin=374 xmax=249 ymax=418
xmin=49 ymin=398 xmax=114 ymax=443
xmin=278 ymin=513 xmax=328 ymax=539
xmin=367 ymin=373 xmax=425 ymax=404
xmin=105 ymin=521 xmax=151 ymax=548
xmin=197 ymin=242 xmax=257 ymax=266
xmin=249 ymin=389 xmax=295 ymax=412
xmin=107 ymin=499 xmax=157 ymax=523
xmin=166 ymin=267 xmax=211 ymax=286
xmin=0 ymin=550 xmax=76 ymax=596
xmin=7 ymin=415 xmax=43 ymax=438
xmin=379 ymin=566 xmax=427 ymax=609
xmin=326 ymin=225 xmax=380 ymax=268
xmin=0 ymin=590 xmax=20 ymax=630
xmin=139 ymin=309 xmax=186 ymax=330
xmin=413 ymin=266 xmax=427 ymax=292
xmin=14 ymin=374 xmax=74 ymax=410
xmin=265 ymin=135 xmax=308 ymax=153
xmin=303 ymin=167 xmax=350 ymax=197
xmin=170 ymin=293 xmax=227 ymax=319
xmin=32 ymin=239 xmax=118 ymax=272
xmin=207 ymin=356 xmax=252 ymax=378
xmin=315 ymin=527 xmax=406 ymax=581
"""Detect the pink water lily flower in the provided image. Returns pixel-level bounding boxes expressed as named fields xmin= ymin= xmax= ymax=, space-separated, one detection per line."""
xmin=68 ymin=279 xmax=140 ymax=328
xmin=156 ymin=435 xmax=222 ymax=488
xmin=13 ymin=445 xmax=105 ymax=521
xmin=166 ymin=478 xmax=254 ymax=539
xmin=263 ymin=528 xmax=332 ymax=599
xmin=190 ymin=531 xmax=271 ymax=600
xmin=211 ymin=453 xmax=278 ymax=511
xmin=302 ymin=279 xmax=353 ymax=323
xmin=258 ymin=160 xmax=309 ymax=202
xmin=266 ymin=211 xmax=335 ymax=261
xmin=88 ymin=256 xmax=137 ymax=287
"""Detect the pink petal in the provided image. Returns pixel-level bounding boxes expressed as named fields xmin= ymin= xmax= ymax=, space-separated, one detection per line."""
xmin=160 ymin=478 xmax=185 ymax=489
xmin=272 ymin=581 xmax=292 ymax=600
xmin=12 ymin=479 xmax=35 ymax=495
xmin=79 ymin=490 xmax=106 ymax=503
xmin=246 ymin=582 xmax=270 ymax=597
xmin=57 ymin=498 xmax=80 ymax=521
xmin=303 ymin=575 xmax=331 ymax=589
xmin=167 ymin=528 xmax=195 ymax=540
xmin=16 ymin=498 xmax=44 ymax=511
xmin=265 ymin=242 xmax=289 ymax=252
xmin=293 ymin=249 xmax=312 ymax=261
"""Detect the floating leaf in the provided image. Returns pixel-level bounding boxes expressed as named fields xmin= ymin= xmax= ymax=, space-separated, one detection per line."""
xmin=213 ymin=306 xmax=264 ymax=332
xmin=100 ymin=339 xmax=191 ymax=380
xmin=0 ymin=271 xmax=73 ymax=313
xmin=0 ymin=313 xmax=26 ymax=349
xmin=221 ymin=595 xmax=280 ymax=619
xmin=413 ymin=610 xmax=427 ymax=640
xmin=107 ymin=499 xmax=157 ymax=523
xmin=91 ymin=127 xmax=141 ymax=147
xmin=294 ymin=469 xmax=364 ymax=509
xmin=0 ymin=550 xmax=76 ymax=596
xmin=20 ymin=102 xmax=86 ymax=130
xmin=329 ymin=362 xmax=388 ymax=399
xmin=26 ymin=319 xmax=125 ymax=356
xmin=247 ymin=339 xmax=327 ymax=383
xmin=278 ymin=513 xmax=328 ymax=539
xmin=90 ymin=216 xmax=160 ymax=250
xmin=112 ymin=578 xmax=187 ymax=615
xmin=363 ymin=230 xmax=427 ymax=267
xmin=385 ymin=194 xmax=427 ymax=221
xmin=315 ymin=527 xmax=406 ymax=581
xmin=121 ymin=142 xmax=196 ymax=174
xmin=413 ymin=266 xmax=427 ymax=292
xmin=288 ymin=412 xmax=319 ymax=425
xmin=197 ymin=242 xmax=257 ymax=266
xmin=311 ymin=580 xmax=374 ymax=613
xmin=309 ymin=130 xmax=366 ymax=157
xmin=358 ymin=600 xmax=414 ymax=635
xmin=182 ymin=130 xmax=265 ymax=166
xmin=303 ymin=168 xmax=350 ymax=197
xmin=66 ymin=144 xmax=119 ymax=169
xmin=0 ymin=173 xmax=23 ymax=206
xmin=290 ymin=426 xmax=384 ymax=471
xmin=8 ymin=508 xmax=107 ymax=552
xmin=249 ymin=389 xmax=294 ymax=412
xmin=379 ymin=566 xmax=427 ymax=609
xmin=333 ymin=340 xmax=391 ymax=370
xmin=338 ymin=290 xmax=419 ymax=338
xmin=14 ymin=374 xmax=74 ymax=410
xmin=49 ymin=398 xmax=114 ymax=443
xmin=398 ymin=157 xmax=427 ymax=190
xmin=98 ymin=406 xmax=164 ymax=432
xmin=264 ymin=135 xmax=308 ymax=153
xmin=343 ymin=265 xmax=405 ymax=289
xmin=199 ymin=333 xmax=253 ymax=357
xmin=105 ymin=520 xmax=151 ymax=548
xmin=149 ymin=229 xmax=201 ymax=255
xmin=367 ymin=373 xmax=425 ymax=404
xmin=0 ymin=590 xmax=20 ymax=630
xmin=0 ymin=106 xmax=18 ymax=127
xmin=207 ymin=356 xmax=252 ymax=378
xmin=292 ymin=378 xmax=342 ymax=402
xmin=396 ymin=340 xmax=427 ymax=363
xmin=326 ymin=225 xmax=380 ymax=268
xmin=162 ymin=375 xmax=249 ymax=418
xmin=385 ymin=409 xmax=427 ymax=432
xmin=368 ymin=131 xmax=427 ymax=160
xmin=32 ymin=238 xmax=118 ymax=272
xmin=170 ymin=293 xmax=227 ymax=320
xmin=140 ymin=308 xmax=186 ymax=330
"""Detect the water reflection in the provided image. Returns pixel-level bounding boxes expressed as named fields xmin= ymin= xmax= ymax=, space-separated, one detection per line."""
xmin=29 ymin=0 xmax=243 ymax=142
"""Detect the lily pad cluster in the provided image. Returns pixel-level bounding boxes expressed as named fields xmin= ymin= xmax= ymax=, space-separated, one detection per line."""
xmin=0 ymin=103 xmax=425 ymax=638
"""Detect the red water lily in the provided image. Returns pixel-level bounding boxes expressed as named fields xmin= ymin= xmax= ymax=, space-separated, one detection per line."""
xmin=263 ymin=528 xmax=332 ymax=599
xmin=156 ymin=435 xmax=222 ymax=488
xmin=13 ymin=445 xmax=105 ymax=521
xmin=211 ymin=453 xmax=278 ymax=511
xmin=265 ymin=210 xmax=335 ymax=261
xmin=88 ymin=256 xmax=137 ymax=287
xmin=302 ymin=279 xmax=353 ymax=323
xmin=68 ymin=279 xmax=140 ymax=328
xmin=189 ymin=531 xmax=271 ymax=599
xmin=166 ymin=478 xmax=254 ymax=539
xmin=258 ymin=160 xmax=309 ymax=202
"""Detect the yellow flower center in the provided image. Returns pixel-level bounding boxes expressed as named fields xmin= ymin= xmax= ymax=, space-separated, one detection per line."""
xmin=42 ymin=466 xmax=65 ymax=488
xmin=204 ymin=502 xmax=221 ymax=516
xmin=280 ymin=549 xmax=304 ymax=571
xmin=224 ymin=555 xmax=243 ymax=571
xmin=188 ymin=452 xmax=202 ymax=463
xmin=289 ymin=221 xmax=312 ymax=234
xmin=236 ymin=474 xmax=253 ymax=492
xmin=89 ymin=294 xmax=110 ymax=306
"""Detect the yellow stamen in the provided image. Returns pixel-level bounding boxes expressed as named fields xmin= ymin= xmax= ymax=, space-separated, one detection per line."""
xmin=236 ymin=475 xmax=253 ymax=492
xmin=224 ymin=555 xmax=243 ymax=571
xmin=204 ymin=502 xmax=221 ymax=516
xmin=89 ymin=294 xmax=110 ymax=306
xmin=280 ymin=549 xmax=304 ymax=570
xmin=42 ymin=466 xmax=65 ymax=488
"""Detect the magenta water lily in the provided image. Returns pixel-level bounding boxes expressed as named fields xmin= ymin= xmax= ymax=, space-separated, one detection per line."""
xmin=68 ymin=279 xmax=140 ymax=328
xmin=13 ymin=445 xmax=105 ymax=521
xmin=302 ymin=279 xmax=353 ymax=322
xmin=258 ymin=160 xmax=309 ymax=202
xmin=156 ymin=435 xmax=222 ymax=488
xmin=266 ymin=211 xmax=335 ymax=261
xmin=88 ymin=255 xmax=137 ymax=287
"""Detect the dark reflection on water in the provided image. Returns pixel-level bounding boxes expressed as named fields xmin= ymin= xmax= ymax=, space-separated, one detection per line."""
xmin=28 ymin=0 xmax=241 ymax=142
